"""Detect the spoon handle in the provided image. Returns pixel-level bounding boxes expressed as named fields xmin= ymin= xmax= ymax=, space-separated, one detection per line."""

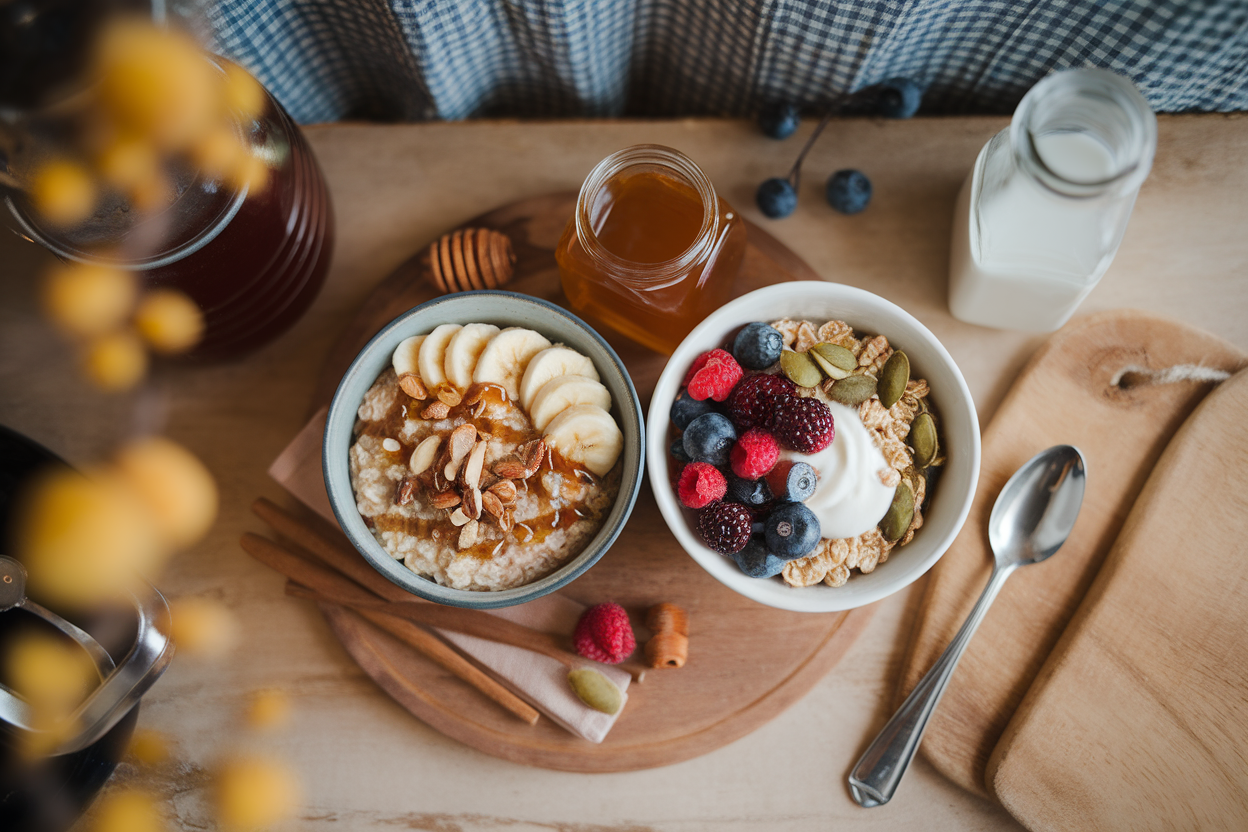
xmin=848 ymin=562 xmax=1017 ymax=807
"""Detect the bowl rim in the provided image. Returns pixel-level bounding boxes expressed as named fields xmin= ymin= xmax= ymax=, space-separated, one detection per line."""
xmin=646 ymin=280 xmax=981 ymax=612
xmin=323 ymin=290 xmax=645 ymax=609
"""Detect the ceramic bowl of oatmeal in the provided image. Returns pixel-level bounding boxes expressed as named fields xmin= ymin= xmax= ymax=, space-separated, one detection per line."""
xmin=324 ymin=291 xmax=645 ymax=609
xmin=647 ymin=281 xmax=980 ymax=613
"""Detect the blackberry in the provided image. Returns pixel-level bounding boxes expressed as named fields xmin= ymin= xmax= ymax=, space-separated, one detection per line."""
xmin=727 ymin=374 xmax=797 ymax=430
xmin=773 ymin=396 xmax=835 ymax=453
xmin=697 ymin=501 xmax=754 ymax=555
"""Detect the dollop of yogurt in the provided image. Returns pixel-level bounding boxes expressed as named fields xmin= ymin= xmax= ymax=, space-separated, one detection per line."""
xmin=786 ymin=401 xmax=894 ymax=540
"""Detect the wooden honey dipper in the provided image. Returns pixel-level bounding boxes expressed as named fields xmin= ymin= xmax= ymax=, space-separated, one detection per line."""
xmin=643 ymin=602 xmax=689 ymax=669
xmin=423 ymin=227 xmax=516 ymax=293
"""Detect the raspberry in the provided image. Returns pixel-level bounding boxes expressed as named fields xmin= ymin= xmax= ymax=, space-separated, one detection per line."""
xmin=773 ymin=396 xmax=835 ymax=453
xmin=685 ymin=349 xmax=743 ymax=402
xmin=573 ymin=603 xmax=636 ymax=664
xmin=682 ymin=350 xmax=716 ymax=386
xmin=726 ymin=373 xmax=797 ymax=430
xmin=696 ymin=501 xmax=754 ymax=554
xmin=677 ymin=462 xmax=727 ymax=509
xmin=730 ymin=428 xmax=779 ymax=479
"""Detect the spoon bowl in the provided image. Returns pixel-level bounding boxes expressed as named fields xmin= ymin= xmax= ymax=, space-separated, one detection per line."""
xmin=848 ymin=445 xmax=1087 ymax=807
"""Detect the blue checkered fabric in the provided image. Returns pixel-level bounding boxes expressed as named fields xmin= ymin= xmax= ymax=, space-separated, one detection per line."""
xmin=206 ymin=0 xmax=1248 ymax=123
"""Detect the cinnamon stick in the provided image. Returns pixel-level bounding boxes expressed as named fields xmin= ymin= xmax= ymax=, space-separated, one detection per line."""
xmin=239 ymin=532 xmax=539 ymax=724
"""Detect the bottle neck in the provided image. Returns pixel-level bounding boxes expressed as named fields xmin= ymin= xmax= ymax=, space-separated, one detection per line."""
xmin=574 ymin=144 xmax=720 ymax=287
xmin=1010 ymin=68 xmax=1156 ymax=200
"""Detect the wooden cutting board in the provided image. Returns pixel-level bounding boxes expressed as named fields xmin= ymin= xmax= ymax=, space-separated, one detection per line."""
xmin=987 ymin=369 xmax=1248 ymax=831
xmin=308 ymin=191 xmax=876 ymax=772
xmin=896 ymin=309 xmax=1246 ymax=797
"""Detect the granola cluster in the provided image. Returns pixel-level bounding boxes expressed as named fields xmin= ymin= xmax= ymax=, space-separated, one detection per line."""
xmin=769 ymin=318 xmax=939 ymax=589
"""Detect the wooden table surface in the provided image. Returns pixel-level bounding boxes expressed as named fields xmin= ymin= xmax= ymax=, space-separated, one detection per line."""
xmin=2 ymin=113 xmax=1245 ymax=831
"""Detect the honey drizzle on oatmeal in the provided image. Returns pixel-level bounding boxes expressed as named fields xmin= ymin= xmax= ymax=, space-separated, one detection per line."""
xmin=356 ymin=380 xmax=617 ymax=562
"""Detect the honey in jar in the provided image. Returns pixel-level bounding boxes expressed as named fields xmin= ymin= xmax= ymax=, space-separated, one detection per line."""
xmin=556 ymin=145 xmax=746 ymax=354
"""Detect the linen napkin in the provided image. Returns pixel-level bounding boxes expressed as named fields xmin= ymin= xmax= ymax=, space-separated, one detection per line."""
xmin=268 ymin=407 xmax=630 ymax=742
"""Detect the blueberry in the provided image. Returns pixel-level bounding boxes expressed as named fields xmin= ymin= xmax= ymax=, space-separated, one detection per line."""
xmin=826 ymin=169 xmax=872 ymax=215
xmin=682 ymin=413 xmax=737 ymax=466
xmin=670 ymin=436 xmax=691 ymax=463
xmin=764 ymin=502 xmax=822 ymax=559
xmin=875 ymin=78 xmax=923 ymax=119
xmin=732 ymin=322 xmax=784 ymax=370
xmin=731 ymin=536 xmax=788 ymax=578
xmin=756 ymin=178 xmax=797 ymax=219
xmin=767 ymin=461 xmax=818 ymax=502
xmin=758 ymin=101 xmax=800 ymax=140
xmin=670 ymin=389 xmax=716 ymax=431
xmin=726 ymin=475 xmax=772 ymax=508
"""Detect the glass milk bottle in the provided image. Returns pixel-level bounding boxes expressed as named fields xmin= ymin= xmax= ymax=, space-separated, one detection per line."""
xmin=948 ymin=69 xmax=1156 ymax=331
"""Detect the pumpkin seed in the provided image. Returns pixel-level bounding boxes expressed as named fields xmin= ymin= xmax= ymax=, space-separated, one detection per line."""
xmin=780 ymin=349 xmax=823 ymax=388
xmin=567 ymin=668 xmax=623 ymax=715
xmin=910 ymin=412 xmax=938 ymax=469
xmin=826 ymin=373 xmax=877 ymax=406
xmin=880 ymin=482 xmax=914 ymax=542
xmin=809 ymin=343 xmax=857 ymax=379
xmin=879 ymin=350 xmax=910 ymax=408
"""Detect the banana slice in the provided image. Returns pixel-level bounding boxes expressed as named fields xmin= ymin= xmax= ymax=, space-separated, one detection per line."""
xmin=518 ymin=346 xmax=600 ymax=411
xmin=472 ymin=327 xmax=552 ymax=402
xmin=528 ymin=374 xmax=612 ymax=432
xmin=443 ymin=323 xmax=500 ymax=391
xmin=392 ymin=335 xmax=426 ymax=377
xmin=418 ymin=324 xmax=462 ymax=389
xmin=542 ymin=403 xmax=623 ymax=477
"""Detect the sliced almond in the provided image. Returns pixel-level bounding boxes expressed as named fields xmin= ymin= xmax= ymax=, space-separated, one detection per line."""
xmin=481 ymin=490 xmax=505 ymax=520
xmin=463 ymin=487 xmax=482 ymax=520
xmin=458 ymin=519 xmax=479 ymax=548
xmin=521 ymin=438 xmax=546 ymax=476
xmin=487 ymin=479 xmax=517 ymax=505
xmin=430 ymin=491 xmax=461 ymax=510
xmin=434 ymin=383 xmax=463 ymax=408
xmin=421 ymin=401 xmax=451 ymax=420
xmin=443 ymin=424 xmax=477 ymax=480
xmin=398 ymin=372 xmax=428 ymax=400
xmin=409 ymin=435 xmax=441 ymax=475
xmin=497 ymin=508 xmax=515 ymax=533
xmin=493 ymin=457 xmax=529 ymax=479
xmin=462 ymin=439 xmax=488 ymax=490
xmin=394 ymin=476 xmax=418 ymax=507
xmin=449 ymin=508 xmax=471 ymax=527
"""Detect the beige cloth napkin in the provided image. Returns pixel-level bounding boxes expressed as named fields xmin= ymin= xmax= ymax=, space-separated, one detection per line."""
xmin=268 ymin=407 xmax=630 ymax=742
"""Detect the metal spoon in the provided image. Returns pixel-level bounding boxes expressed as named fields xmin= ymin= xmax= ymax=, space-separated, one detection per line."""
xmin=848 ymin=445 xmax=1087 ymax=808
xmin=0 ymin=555 xmax=115 ymax=672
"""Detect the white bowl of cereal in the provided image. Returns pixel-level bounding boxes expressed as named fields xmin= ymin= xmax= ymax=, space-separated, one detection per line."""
xmin=324 ymin=291 xmax=644 ymax=609
xmin=647 ymin=281 xmax=980 ymax=613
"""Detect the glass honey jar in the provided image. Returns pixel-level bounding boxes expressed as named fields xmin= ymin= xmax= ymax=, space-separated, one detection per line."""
xmin=556 ymin=145 xmax=747 ymax=354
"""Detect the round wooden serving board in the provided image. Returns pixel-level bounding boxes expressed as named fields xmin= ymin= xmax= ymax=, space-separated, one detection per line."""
xmin=312 ymin=191 xmax=875 ymax=772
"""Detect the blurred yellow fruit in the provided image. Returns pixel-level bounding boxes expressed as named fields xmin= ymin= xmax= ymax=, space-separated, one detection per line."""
xmin=17 ymin=468 xmax=163 ymax=607
xmin=83 ymin=331 xmax=148 ymax=392
xmin=30 ymin=159 xmax=97 ymax=226
xmin=127 ymin=729 xmax=171 ymax=765
xmin=216 ymin=756 xmax=301 ymax=831
xmin=114 ymin=437 xmax=217 ymax=547
xmin=232 ymin=155 xmax=270 ymax=196
xmin=223 ymin=64 xmax=266 ymax=120
xmin=95 ymin=20 xmax=215 ymax=150
xmin=91 ymin=789 xmax=164 ymax=832
xmin=128 ymin=173 xmax=175 ymax=213
xmin=194 ymin=126 xmax=245 ymax=181
xmin=169 ymin=597 xmax=239 ymax=659
xmin=134 ymin=290 xmax=204 ymax=354
xmin=97 ymin=136 xmax=160 ymax=192
xmin=7 ymin=633 xmax=96 ymax=712
xmin=42 ymin=263 xmax=137 ymax=338
xmin=245 ymin=689 xmax=291 ymax=731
